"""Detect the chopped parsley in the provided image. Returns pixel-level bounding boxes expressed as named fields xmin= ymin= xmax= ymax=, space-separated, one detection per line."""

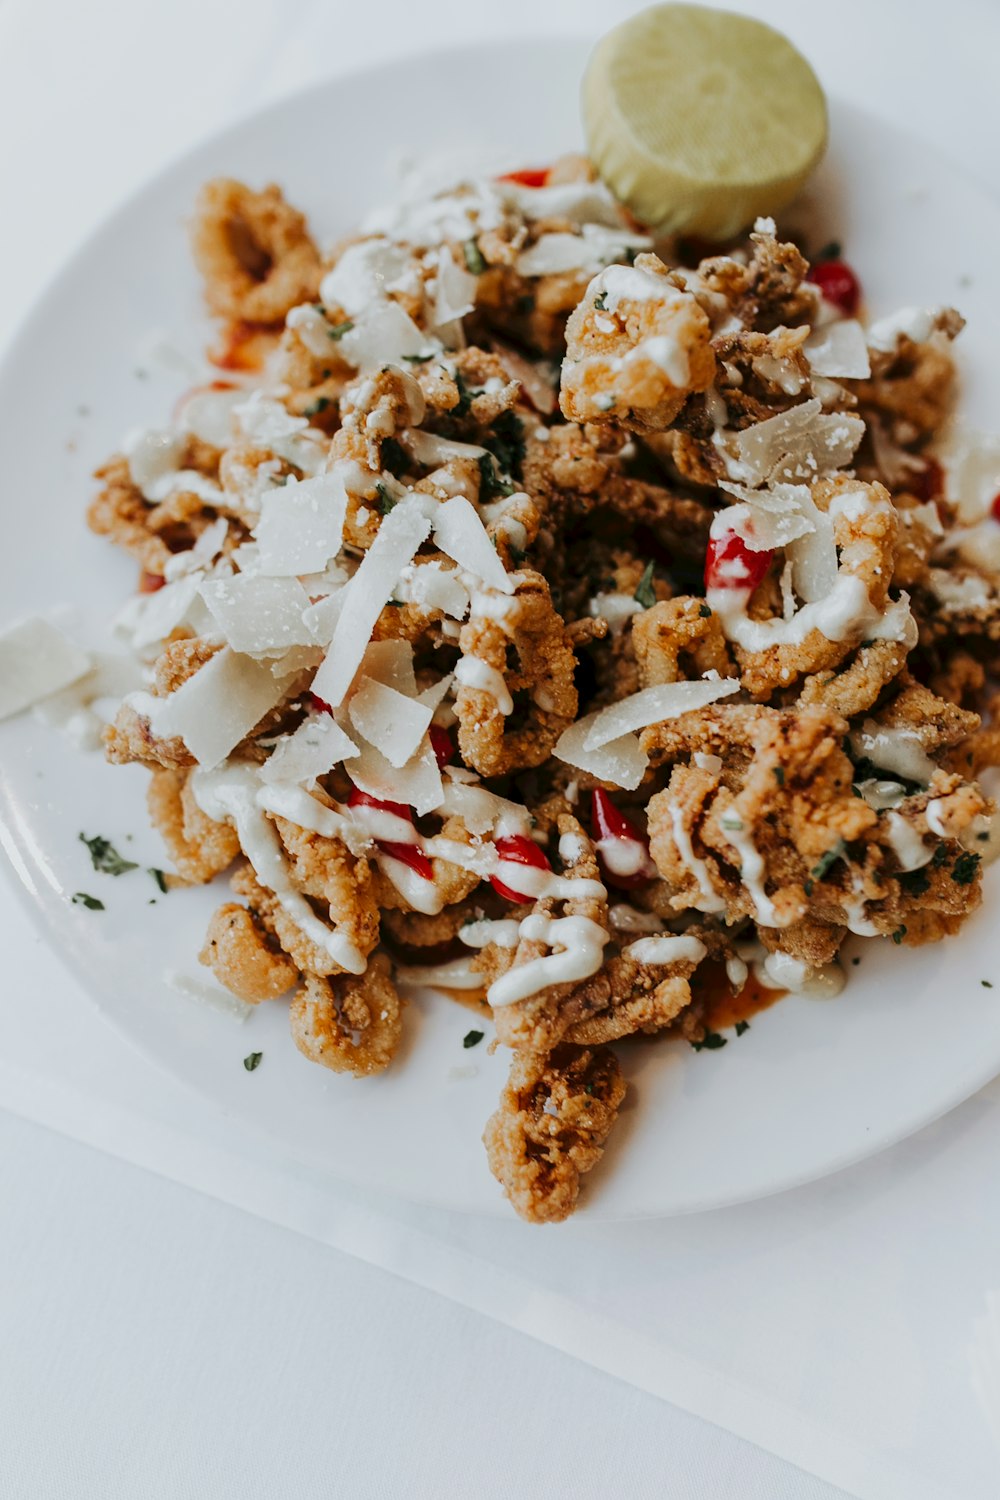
xmin=402 ymin=351 xmax=435 ymax=364
xmin=815 ymin=240 xmax=842 ymax=262
xmin=735 ymin=1019 xmax=750 ymax=1037
xmin=931 ymin=844 xmax=949 ymax=868
xmin=72 ymin=892 xmax=104 ymax=911
xmin=891 ymin=926 xmax=907 ymax=945
xmin=463 ymin=1030 xmax=484 ymax=1049
xmin=149 ymin=868 xmax=168 ymax=894
xmin=304 ymin=396 xmax=330 ymax=417
xmin=698 ymin=603 xmax=712 ymax=618
xmin=478 ymin=452 xmax=515 ymax=500
xmin=509 ymin=544 xmax=527 ymax=566
xmin=633 ymin=560 xmax=657 ymax=609
xmin=851 ymin=956 xmax=861 ymax=966
xmin=327 ymin=320 xmax=354 ymax=340
xmin=79 ymin=832 xmax=138 ymax=877
xmin=593 ymin=291 xmax=608 ymax=311
xmin=453 ymin=369 xmax=474 ymax=417
xmin=374 ymin=482 xmax=397 ymax=516
xmin=691 ymin=1031 xmax=727 ymax=1051
xmin=810 ymin=839 xmax=847 ymax=884
xmin=951 ymin=851 xmax=981 ymax=886
xmin=243 ymin=1052 xmax=263 ymax=1072
xmin=982 ymin=980 xmax=994 ymax=989
xmin=483 ymin=411 xmax=525 ymax=478
xmin=772 ymin=767 xmax=785 ymax=787
xmin=463 ymin=238 xmax=486 ymax=275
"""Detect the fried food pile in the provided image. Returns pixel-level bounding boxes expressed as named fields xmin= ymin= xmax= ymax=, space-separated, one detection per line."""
xmin=90 ymin=159 xmax=1000 ymax=1222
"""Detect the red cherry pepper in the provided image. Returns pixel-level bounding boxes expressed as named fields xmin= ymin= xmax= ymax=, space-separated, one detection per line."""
xmin=490 ymin=834 xmax=551 ymax=904
xmin=378 ymin=841 xmax=435 ymax=881
xmin=346 ymin=785 xmax=413 ymax=823
xmin=309 ymin=692 xmax=334 ymax=716
xmin=909 ymin=457 xmax=944 ymax=504
xmin=498 ymin=167 xmax=549 ymax=188
xmin=704 ymin=531 xmax=774 ymax=594
xmin=991 ymin=492 xmax=1000 ymax=524
xmin=807 ymin=259 xmax=861 ymax=317
xmin=591 ymin=788 xmax=655 ymax=889
xmin=428 ymin=723 xmax=454 ymax=770
xmin=139 ymin=570 xmax=166 ymax=594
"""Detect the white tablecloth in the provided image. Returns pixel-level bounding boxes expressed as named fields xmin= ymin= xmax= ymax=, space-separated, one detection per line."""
xmin=2 ymin=3 xmax=999 ymax=1496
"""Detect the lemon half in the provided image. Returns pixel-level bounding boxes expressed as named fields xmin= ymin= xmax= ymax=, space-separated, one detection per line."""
xmin=582 ymin=4 xmax=828 ymax=239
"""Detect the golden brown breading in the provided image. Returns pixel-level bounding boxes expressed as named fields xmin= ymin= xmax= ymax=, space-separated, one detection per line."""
xmin=483 ymin=1045 xmax=625 ymax=1223
xmin=191 ymin=179 xmax=322 ymax=325
xmin=289 ymin=956 xmax=403 ymax=1077
xmin=147 ymin=767 xmax=240 ymax=884
xmin=200 ymin=904 xmax=299 ymax=1001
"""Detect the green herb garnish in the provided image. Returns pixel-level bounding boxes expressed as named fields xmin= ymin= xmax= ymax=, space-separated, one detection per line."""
xmin=982 ymin=980 xmax=994 ymax=989
xmin=773 ymin=767 xmax=785 ymax=787
xmin=149 ymin=868 xmax=168 ymax=894
xmin=594 ymin=291 xmax=608 ymax=311
xmin=79 ymin=832 xmax=138 ymax=877
xmin=698 ymin=603 xmax=712 ymax=618
xmin=453 ymin=369 xmax=474 ymax=417
xmin=243 ymin=1052 xmax=263 ymax=1072
xmin=815 ymin=240 xmax=842 ymax=263
xmin=735 ymin=1019 xmax=750 ymax=1037
xmin=891 ymin=926 xmax=907 ymax=945
xmin=692 ymin=1031 xmax=727 ymax=1051
xmin=633 ymin=561 xmax=656 ymax=609
xmin=951 ymin=851 xmax=981 ymax=886
xmin=375 ymin=482 xmax=397 ymax=516
xmin=304 ymin=396 xmax=330 ymax=417
xmin=463 ymin=238 xmax=486 ymax=275
xmin=327 ymin=320 xmax=354 ymax=340
xmin=810 ymin=839 xmax=847 ymax=884
xmin=402 ymin=351 xmax=435 ymax=364
xmin=463 ymin=1030 xmax=484 ymax=1049
xmin=478 ymin=452 xmax=515 ymax=501
xmin=380 ymin=437 xmax=409 ymax=478
xmin=899 ymin=868 xmax=930 ymax=896
xmin=483 ymin=411 xmax=525 ymax=478
xmin=72 ymin=892 xmax=104 ymax=911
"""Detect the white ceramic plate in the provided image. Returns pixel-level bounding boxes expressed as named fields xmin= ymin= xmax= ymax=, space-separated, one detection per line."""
xmin=1 ymin=39 xmax=999 ymax=1219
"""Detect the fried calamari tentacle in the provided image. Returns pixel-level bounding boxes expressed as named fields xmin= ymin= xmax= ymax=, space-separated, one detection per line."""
xmin=455 ymin=571 xmax=578 ymax=777
xmin=199 ymin=904 xmax=299 ymax=1002
xmin=560 ymin=253 xmax=716 ymax=430
xmin=147 ymin=767 xmax=240 ymax=884
xmin=191 ymin=179 xmax=322 ymax=325
xmin=483 ymin=1045 xmax=625 ymax=1224
xmin=289 ymin=956 xmax=403 ymax=1077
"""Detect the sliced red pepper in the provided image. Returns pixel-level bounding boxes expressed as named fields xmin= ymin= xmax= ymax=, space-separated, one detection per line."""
xmin=591 ymin=788 xmax=655 ymax=889
xmin=498 ymin=167 xmax=549 ymax=188
xmin=991 ymin=492 xmax=1000 ymax=524
xmin=347 ymin=785 xmax=413 ymax=823
xmin=704 ymin=530 xmax=774 ymax=594
xmin=309 ymin=691 xmax=334 ymax=716
xmin=378 ymin=840 xmax=434 ymax=882
xmin=909 ymin=457 xmax=944 ymax=504
xmin=490 ymin=834 xmax=551 ymax=904
xmin=428 ymin=723 xmax=454 ymax=770
xmin=807 ymin=259 xmax=861 ymax=317
xmin=139 ymin=570 xmax=166 ymax=594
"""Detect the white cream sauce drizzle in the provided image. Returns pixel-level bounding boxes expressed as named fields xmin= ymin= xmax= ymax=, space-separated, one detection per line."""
xmin=850 ymin=722 xmax=938 ymax=785
xmin=458 ymin=918 xmax=522 ymax=949
xmin=669 ymin=802 xmax=726 ymax=913
xmin=755 ymin=951 xmax=846 ymax=998
xmin=192 ymin=764 xmax=367 ymax=973
xmin=487 ymin=915 xmax=609 ymax=1008
xmin=454 ymin=656 xmax=514 ymax=715
xmin=623 ymin=935 xmax=706 ymax=966
xmin=886 ymin=811 xmax=932 ymax=871
xmin=722 ymin=819 xmax=787 ymax=927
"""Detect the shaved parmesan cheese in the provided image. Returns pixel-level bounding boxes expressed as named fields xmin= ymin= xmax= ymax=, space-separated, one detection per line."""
xmin=339 ymin=301 xmax=432 ymax=372
xmin=433 ymin=496 xmax=513 ymax=592
xmin=0 ymin=617 xmax=91 ymax=721
xmin=200 ymin=575 xmax=314 ymax=656
xmin=177 ymin=386 xmax=244 ymax=447
xmin=319 ymin=238 xmax=422 ymax=317
xmin=301 ymin=592 xmax=345 ymax=646
xmin=310 ymin=496 xmax=433 ymax=708
xmin=361 ymin=639 xmax=418 ymax=695
xmin=438 ymin=779 xmax=530 ymax=836
xmin=123 ymin=427 xmax=186 ymax=498
xmin=254 ymin=472 xmax=349 ymax=576
xmin=233 ymin=393 xmax=326 ymax=476
xmin=734 ymin=399 xmax=864 ymax=485
xmin=433 ymin=246 xmax=477 ymax=326
xmin=286 ymin=303 xmax=341 ymax=359
xmin=348 ymin=678 xmax=433 ymax=767
xmin=515 ymin=223 xmax=652 ymax=277
xmin=717 ymin=485 xmax=816 ymax=551
xmin=127 ymin=574 xmax=203 ymax=650
xmin=260 ymin=713 xmax=359 ymax=785
xmin=404 ymin=430 xmax=487 ymax=465
xmin=349 ymin=731 xmax=444 ymax=815
xmin=867 ymin=306 xmax=940 ymax=352
xmin=805 ymin=320 xmax=871 ymax=379
xmin=150 ymin=648 xmax=290 ymax=767
xmin=399 ymin=559 xmax=470 ymax=619
xmin=555 ymin=716 xmax=649 ymax=791
xmin=582 ymin=678 xmax=740 ymax=750
xmin=417 ymin=673 xmax=454 ymax=710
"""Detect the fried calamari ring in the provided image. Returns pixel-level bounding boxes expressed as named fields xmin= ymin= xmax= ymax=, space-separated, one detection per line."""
xmin=455 ymin=571 xmax=577 ymax=777
xmin=483 ymin=1045 xmax=625 ymax=1224
xmin=191 ymin=179 xmax=322 ymax=325
xmin=709 ymin=475 xmax=912 ymax=700
xmin=560 ymin=253 xmax=716 ymax=430
xmin=147 ymin=767 xmax=240 ymax=884
xmin=199 ymin=904 xmax=299 ymax=1002
xmin=289 ymin=955 xmax=403 ymax=1077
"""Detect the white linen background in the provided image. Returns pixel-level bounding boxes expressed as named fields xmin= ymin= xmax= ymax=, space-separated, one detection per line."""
xmin=2 ymin=2 xmax=999 ymax=1497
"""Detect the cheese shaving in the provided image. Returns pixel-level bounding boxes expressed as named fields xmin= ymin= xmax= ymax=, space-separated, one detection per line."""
xmin=259 ymin=713 xmax=359 ymax=785
xmin=554 ymin=715 xmax=649 ymax=790
xmin=200 ymin=575 xmax=315 ymax=656
xmin=254 ymin=472 xmax=349 ymax=576
xmin=0 ymin=617 xmax=92 ymax=722
xmin=433 ymin=496 xmax=513 ymax=593
xmin=582 ymin=678 xmax=741 ymax=750
xmin=348 ymin=677 xmax=433 ymax=768
xmin=149 ymin=648 xmax=292 ymax=767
